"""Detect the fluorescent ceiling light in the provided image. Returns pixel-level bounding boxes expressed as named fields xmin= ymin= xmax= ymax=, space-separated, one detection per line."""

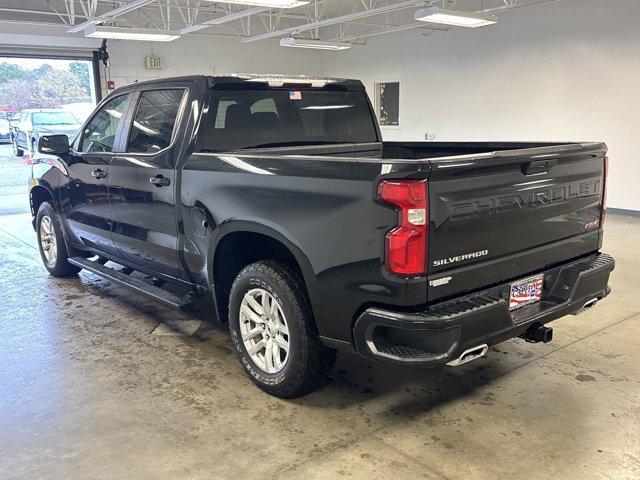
xmin=85 ymin=25 xmax=180 ymax=41
xmin=414 ymin=6 xmax=498 ymax=28
xmin=280 ymin=37 xmax=351 ymax=51
xmin=205 ymin=0 xmax=308 ymax=8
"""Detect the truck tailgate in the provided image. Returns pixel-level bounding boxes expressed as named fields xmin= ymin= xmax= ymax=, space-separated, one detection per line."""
xmin=426 ymin=143 xmax=607 ymax=302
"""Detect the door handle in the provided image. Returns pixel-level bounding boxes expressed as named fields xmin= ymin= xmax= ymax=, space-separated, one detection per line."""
xmin=149 ymin=174 xmax=170 ymax=187
xmin=91 ymin=168 xmax=107 ymax=180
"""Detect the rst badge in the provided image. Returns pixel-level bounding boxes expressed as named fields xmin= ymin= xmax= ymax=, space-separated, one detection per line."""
xmin=585 ymin=219 xmax=600 ymax=229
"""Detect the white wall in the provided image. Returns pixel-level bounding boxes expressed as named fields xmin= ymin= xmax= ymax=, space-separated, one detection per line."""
xmin=325 ymin=0 xmax=640 ymax=211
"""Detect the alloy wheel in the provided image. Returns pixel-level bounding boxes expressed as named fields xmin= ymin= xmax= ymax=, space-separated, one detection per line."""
xmin=239 ymin=288 xmax=290 ymax=374
xmin=39 ymin=215 xmax=57 ymax=266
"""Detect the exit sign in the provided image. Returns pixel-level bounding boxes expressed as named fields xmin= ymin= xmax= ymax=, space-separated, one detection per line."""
xmin=145 ymin=56 xmax=163 ymax=69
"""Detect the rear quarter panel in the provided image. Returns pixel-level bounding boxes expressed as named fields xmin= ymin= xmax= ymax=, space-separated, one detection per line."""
xmin=180 ymin=153 xmax=429 ymax=343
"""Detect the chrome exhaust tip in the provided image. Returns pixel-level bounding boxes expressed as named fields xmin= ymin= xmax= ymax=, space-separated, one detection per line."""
xmin=572 ymin=297 xmax=599 ymax=315
xmin=446 ymin=344 xmax=489 ymax=367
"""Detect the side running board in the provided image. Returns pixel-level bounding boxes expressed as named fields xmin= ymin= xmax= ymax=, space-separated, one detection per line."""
xmin=68 ymin=257 xmax=197 ymax=309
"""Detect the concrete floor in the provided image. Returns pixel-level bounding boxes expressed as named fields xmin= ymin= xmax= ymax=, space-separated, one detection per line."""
xmin=0 ymin=144 xmax=30 ymax=216
xmin=0 ymin=203 xmax=639 ymax=479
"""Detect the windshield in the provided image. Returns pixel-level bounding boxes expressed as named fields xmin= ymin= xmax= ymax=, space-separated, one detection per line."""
xmin=32 ymin=111 xmax=78 ymax=126
xmin=200 ymin=89 xmax=378 ymax=151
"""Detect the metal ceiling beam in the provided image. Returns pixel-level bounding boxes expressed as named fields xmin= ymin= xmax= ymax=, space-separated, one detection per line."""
xmin=0 ymin=7 xmax=88 ymax=19
xmin=335 ymin=22 xmax=447 ymax=42
xmin=242 ymin=0 xmax=426 ymax=43
xmin=333 ymin=0 xmax=565 ymax=43
xmin=180 ymin=7 xmax=269 ymax=34
xmin=5 ymin=0 xmax=568 ymax=41
xmin=66 ymin=0 xmax=157 ymax=33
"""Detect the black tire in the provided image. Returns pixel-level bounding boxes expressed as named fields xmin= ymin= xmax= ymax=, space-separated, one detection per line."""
xmin=36 ymin=201 xmax=81 ymax=277
xmin=12 ymin=137 xmax=23 ymax=157
xmin=228 ymin=261 xmax=336 ymax=398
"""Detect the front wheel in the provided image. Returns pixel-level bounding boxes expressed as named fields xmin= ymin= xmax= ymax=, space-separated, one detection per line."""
xmin=228 ymin=261 xmax=336 ymax=398
xmin=36 ymin=202 xmax=81 ymax=277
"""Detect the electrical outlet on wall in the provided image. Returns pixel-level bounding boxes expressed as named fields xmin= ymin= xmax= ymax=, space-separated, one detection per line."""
xmin=425 ymin=132 xmax=436 ymax=140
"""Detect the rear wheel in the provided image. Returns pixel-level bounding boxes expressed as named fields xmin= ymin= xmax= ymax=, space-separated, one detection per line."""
xmin=228 ymin=261 xmax=336 ymax=398
xmin=12 ymin=136 xmax=23 ymax=157
xmin=36 ymin=202 xmax=81 ymax=277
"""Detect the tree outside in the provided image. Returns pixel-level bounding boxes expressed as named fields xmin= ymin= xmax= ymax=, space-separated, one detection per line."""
xmin=0 ymin=59 xmax=94 ymax=112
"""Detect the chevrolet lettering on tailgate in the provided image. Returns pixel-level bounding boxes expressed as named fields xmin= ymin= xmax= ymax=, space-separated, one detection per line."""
xmin=450 ymin=180 xmax=601 ymax=220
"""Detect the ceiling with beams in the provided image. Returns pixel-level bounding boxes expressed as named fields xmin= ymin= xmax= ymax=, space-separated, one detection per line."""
xmin=0 ymin=0 xmax=563 ymax=45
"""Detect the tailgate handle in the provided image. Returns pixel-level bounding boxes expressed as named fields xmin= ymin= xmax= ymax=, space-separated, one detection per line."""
xmin=521 ymin=160 xmax=554 ymax=176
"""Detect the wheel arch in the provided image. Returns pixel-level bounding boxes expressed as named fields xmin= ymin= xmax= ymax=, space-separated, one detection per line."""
xmin=207 ymin=220 xmax=318 ymax=325
xmin=29 ymin=182 xmax=56 ymax=218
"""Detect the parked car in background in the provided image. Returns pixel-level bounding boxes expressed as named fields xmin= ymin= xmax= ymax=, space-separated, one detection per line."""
xmin=11 ymin=109 xmax=81 ymax=157
xmin=0 ymin=118 xmax=10 ymax=143
xmin=58 ymin=102 xmax=95 ymax=124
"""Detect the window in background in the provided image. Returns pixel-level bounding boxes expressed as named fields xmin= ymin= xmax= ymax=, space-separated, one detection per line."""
xmin=374 ymin=81 xmax=400 ymax=128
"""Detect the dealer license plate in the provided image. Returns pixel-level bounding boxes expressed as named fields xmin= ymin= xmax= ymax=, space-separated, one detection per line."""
xmin=509 ymin=274 xmax=544 ymax=311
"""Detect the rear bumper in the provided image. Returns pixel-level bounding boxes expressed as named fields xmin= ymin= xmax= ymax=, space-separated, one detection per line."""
xmin=353 ymin=252 xmax=615 ymax=366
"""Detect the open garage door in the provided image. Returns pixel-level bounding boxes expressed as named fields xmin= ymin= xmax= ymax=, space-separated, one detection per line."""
xmin=0 ymin=50 xmax=100 ymax=218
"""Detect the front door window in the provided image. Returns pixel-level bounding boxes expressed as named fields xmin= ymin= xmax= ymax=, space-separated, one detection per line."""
xmin=79 ymin=94 xmax=130 ymax=153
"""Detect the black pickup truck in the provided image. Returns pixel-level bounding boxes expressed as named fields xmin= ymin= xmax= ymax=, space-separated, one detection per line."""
xmin=30 ymin=74 xmax=614 ymax=398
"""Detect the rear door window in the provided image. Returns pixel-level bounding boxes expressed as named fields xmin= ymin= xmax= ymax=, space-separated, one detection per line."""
xmin=200 ymin=89 xmax=378 ymax=151
xmin=126 ymin=89 xmax=186 ymax=154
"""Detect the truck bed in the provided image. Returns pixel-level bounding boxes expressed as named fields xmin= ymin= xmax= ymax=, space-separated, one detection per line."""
xmin=210 ymin=140 xmax=607 ymax=304
xmin=233 ymin=140 xmax=581 ymax=161
xmin=381 ymin=141 xmax=574 ymax=159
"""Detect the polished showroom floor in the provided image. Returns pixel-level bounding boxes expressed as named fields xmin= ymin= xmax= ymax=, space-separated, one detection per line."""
xmin=0 ymin=205 xmax=638 ymax=479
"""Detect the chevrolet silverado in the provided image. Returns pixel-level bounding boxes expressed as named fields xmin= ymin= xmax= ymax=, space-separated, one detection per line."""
xmin=29 ymin=74 xmax=614 ymax=397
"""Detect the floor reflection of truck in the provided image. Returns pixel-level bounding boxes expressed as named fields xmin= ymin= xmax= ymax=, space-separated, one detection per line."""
xmin=11 ymin=109 xmax=81 ymax=156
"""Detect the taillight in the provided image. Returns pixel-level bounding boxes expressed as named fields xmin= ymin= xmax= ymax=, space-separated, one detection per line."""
xmin=600 ymin=155 xmax=608 ymax=227
xmin=377 ymin=179 xmax=428 ymax=276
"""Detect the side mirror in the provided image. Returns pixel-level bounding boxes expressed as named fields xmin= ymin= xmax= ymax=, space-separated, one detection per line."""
xmin=38 ymin=135 xmax=70 ymax=155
